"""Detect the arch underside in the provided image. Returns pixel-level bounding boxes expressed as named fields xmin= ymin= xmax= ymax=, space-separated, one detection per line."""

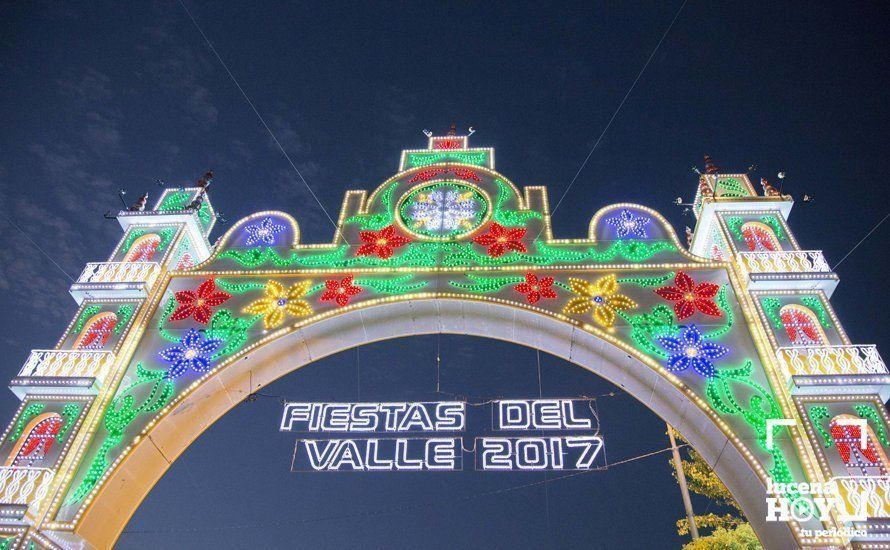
xmin=69 ymin=299 xmax=795 ymax=548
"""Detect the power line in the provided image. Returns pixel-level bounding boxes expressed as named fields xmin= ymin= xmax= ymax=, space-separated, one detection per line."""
xmin=832 ymin=212 xmax=889 ymax=270
xmin=122 ymin=444 xmax=685 ymax=535
xmin=176 ymin=0 xmax=345 ymax=242
xmin=544 ymin=0 xmax=688 ymax=229
xmin=0 ymin=211 xmax=75 ymax=281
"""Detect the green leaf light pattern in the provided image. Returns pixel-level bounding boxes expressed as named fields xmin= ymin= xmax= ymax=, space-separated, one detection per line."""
xmin=344 ymin=182 xmax=397 ymax=230
xmin=807 ymin=405 xmax=832 ymax=448
xmin=854 ymin=404 xmax=890 ymax=446
xmin=68 ymin=364 xmax=175 ymax=504
xmin=800 ymin=296 xmax=831 ymax=328
xmin=493 ymin=180 xmax=541 ymax=226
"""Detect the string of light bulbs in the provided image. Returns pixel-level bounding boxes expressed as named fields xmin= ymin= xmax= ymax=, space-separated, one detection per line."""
xmin=121 ymin=443 xmax=688 ymax=535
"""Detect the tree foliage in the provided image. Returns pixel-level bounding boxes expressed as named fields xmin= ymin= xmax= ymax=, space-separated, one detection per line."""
xmin=668 ymin=433 xmax=763 ymax=549
xmin=682 ymin=524 xmax=761 ymax=550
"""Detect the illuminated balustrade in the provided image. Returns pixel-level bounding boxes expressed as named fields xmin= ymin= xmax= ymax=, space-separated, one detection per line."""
xmin=0 ymin=467 xmax=55 ymax=520
xmin=70 ymin=261 xmax=161 ymax=303
xmin=18 ymin=349 xmax=115 ymax=379
xmin=738 ymin=250 xmax=830 ymax=274
xmin=778 ymin=345 xmax=890 ymax=398
xmin=834 ymin=476 xmax=890 ymax=519
xmin=10 ymin=350 xmax=115 ymax=398
xmin=736 ymin=250 xmax=838 ymax=295
xmin=777 ymin=345 xmax=888 ymax=378
xmin=76 ymin=261 xmax=160 ymax=285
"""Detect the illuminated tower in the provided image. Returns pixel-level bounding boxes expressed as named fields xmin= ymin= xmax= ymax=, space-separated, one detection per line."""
xmin=688 ymin=165 xmax=890 ymax=541
xmin=0 ymin=187 xmax=215 ymax=541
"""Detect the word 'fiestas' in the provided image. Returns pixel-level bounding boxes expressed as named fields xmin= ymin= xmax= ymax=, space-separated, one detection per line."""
xmin=280 ymin=401 xmax=465 ymax=432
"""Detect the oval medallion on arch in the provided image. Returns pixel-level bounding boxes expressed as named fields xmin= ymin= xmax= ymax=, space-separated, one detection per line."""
xmin=396 ymin=181 xmax=491 ymax=241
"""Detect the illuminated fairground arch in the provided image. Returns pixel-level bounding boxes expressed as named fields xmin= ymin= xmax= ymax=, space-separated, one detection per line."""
xmin=1 ymin=132 xmax=888 ymax=549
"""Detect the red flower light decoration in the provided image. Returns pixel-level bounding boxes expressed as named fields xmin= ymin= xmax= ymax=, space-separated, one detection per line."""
xmin=409 ymin=168 xmax=448 ymax=182
xmin=450 ymin=168 xmax=480 ymax=181
xmin=654 ymin=271 xmax=722 ymax=320
xmin=473 ymin=223 xmax=527 ymax=257
xmin=514 ymin=273 xmax=557 ymax=304
xmin=320 ymin=275 xmax=363 ymax=307
xmin=356 ymin=225 xmax=410 ymax=259
xmin=169 ymin=278 xmax=231 ymax=324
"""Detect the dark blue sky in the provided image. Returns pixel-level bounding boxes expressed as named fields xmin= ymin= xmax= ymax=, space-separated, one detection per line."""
xmin=1 ymin=2 xmax=888 ymax=548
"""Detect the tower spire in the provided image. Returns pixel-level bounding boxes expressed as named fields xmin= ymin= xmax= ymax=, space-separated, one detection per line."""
xmin=703 ymin=155 xmax=719 ymax=175
xmin=760 ymin=177 xmax=780 ymax=197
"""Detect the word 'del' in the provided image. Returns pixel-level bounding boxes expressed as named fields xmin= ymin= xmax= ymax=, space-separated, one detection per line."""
xmin=494 ymin=399 xmax=594 ymax=430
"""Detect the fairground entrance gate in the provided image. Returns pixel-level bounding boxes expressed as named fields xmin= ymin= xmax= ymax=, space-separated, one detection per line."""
xmin=1 ymin=133 xmax=887 ymax=548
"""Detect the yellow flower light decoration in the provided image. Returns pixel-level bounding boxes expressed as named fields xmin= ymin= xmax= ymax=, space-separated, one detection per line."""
xmin=244 ymin=280 xmax=313 ymax=329
xmin=563 ymin=274 xmax=637 ymax=327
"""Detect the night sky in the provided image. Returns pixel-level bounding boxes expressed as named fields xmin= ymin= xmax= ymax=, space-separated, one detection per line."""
xmin=1 ymin=2 xmax=889 ymax=548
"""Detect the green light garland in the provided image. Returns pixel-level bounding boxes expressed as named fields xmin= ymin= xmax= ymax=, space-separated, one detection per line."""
xmin=216 ymin=279 xmax=269 ymax=294
xmin=157 ymin=190 xmax=191 ymax=211
xmin=587 ymin=240 xmax=675 ymax=262
xmin=354 ymin=275 xmax=428 ymax=294
xmin=800 ymin=296 xmax=831 ymax=328
xmin=56 ymin=404 xmax=82 ymax=443
xmin=703 ymin=286 xmax=734 ymax=339
xmin=493 ymin=180 xmax=541 ymax=226
xmin=759 ymin=215 xmax=786 ymax=241
xmin=533 ymin=241 xmax=589 ymax=263
xmin=616 ymin=273 xmax=674 ymax=287
xmin=157 ymin=298 xmax=180 ymax=342
xmin=760 ymin=297 xmax=783 ymax=329
xmin=9 ymin=403 xmax=44 ymax=441
xmin=73 ymin=305 xmax=102 ymax=334
xmin=114 ymin=305 xmax=135 ymax=334
xmin=197 ymin=199 xmax=213 ymax=227
xmin=725 ymin=216 xmax=745 ymax=240
xmin=220 ymin=238 xmax=675 ymax=270
xmin=623 ymin=305 xmax=677 ymax=359
xmin=715 ymin=177 xmax=748 ymax=198
xmin=67 ymin=364 xmax=175 ymax=504
xmin=448 ymin=274 xmax=524 ymax=293
xmin=406 ymin=151 xmax=488 ymax=168
xmin=344 ymin=182 xmax=397 ymax=230
xmin=706 ymin=362 xmax=797 ymax=492
xmin=122 ymin=226 xmax=177 ymax=254
xmin=205 ymin=309 xmax=260 ymax=359
xmin=807 ymin=405 xmax=832 ymax=448
xmin=854 ymin=404 xmax=890 ymax=446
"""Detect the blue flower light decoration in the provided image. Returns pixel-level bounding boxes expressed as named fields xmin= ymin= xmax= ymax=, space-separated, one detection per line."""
xmin=159 ymin=329 xmax=223 ymax=379
xmin=605 ymin=209 xmax=651 ymax=239
xmin=244 ymin=217 xmax=286 ymax=246
xmin=657 ymin=324 xmax=728 ymax=378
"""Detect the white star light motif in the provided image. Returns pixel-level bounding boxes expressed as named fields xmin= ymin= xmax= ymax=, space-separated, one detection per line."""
xmin=409 ymin=188 xmax=479 ymax=234
xmin=605 ymin=209 xmax=651 ymax=239
xmin=244 ymin=217 xmax=286 ymax=246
